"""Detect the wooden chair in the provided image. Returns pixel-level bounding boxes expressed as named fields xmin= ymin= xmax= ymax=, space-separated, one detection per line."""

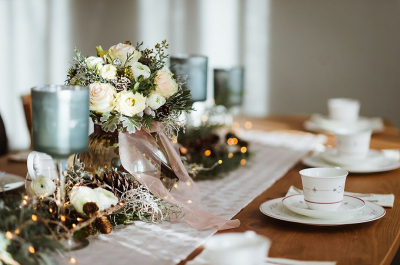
xmin=0 ymin=114 xmax=8 ymax=156
xmin=21 ymin=94 xmax=32 ymax=148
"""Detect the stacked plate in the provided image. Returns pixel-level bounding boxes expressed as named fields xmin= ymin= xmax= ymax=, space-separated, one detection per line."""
xmin=302 ymin=148 xmax=400 ymax=173
xmin=304 ymin=114 xmax=384 ymax=134
xmin=260 ymin=194 xmax=385 ymax=226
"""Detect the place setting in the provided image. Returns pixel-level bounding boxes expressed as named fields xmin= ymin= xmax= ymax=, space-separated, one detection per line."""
xmin=304 ymin=98 xmax=384 ymax=134
xmin=260 ymin=167 xmax=387 ymax=226
xmin=302 ymin=125 xmax=400 ymax=173
xmin=0 ymin=171 xmax=25 ymax=192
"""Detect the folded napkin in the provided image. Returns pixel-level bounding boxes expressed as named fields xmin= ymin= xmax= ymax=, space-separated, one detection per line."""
xmin=186 ymin=250 xmax=336 ymax=265
xmin=286 ymin=186 xmax=395 ymax=208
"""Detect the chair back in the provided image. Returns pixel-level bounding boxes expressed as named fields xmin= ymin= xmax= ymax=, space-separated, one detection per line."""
xmin=22 ymin=94 xmax=32 ymax=148
xmin=0 ymin=115 xmax=8 ymax=155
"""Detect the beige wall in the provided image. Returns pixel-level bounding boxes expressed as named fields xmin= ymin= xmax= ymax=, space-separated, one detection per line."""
xmin=267 ymin=0 xmax=400 ymax=127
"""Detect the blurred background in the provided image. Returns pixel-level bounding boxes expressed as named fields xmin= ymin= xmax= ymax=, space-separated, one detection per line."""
xmin=1 ymin=0 xmax=400 ymax=151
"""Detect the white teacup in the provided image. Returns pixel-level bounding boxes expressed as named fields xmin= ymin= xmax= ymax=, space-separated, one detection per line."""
xmin=300 ymin=168 xmax=348 ymax=211
xmin=335 ymin=130 xmax=372 ymax=159
xmin=328 ymin=98 xmax=360 ymax=122
xmin=204 ymin=231 xmax=271 ymax=265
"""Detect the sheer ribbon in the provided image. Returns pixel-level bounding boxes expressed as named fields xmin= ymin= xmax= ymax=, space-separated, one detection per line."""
xmin=118 ymin=123 xmax=240 ymax=230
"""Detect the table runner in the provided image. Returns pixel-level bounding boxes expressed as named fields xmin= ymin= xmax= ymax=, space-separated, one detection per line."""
xmin=64 ymin=131 xmax=325 ymax=265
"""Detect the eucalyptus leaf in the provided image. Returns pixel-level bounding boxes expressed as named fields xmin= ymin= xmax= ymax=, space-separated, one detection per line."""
xmin=100 ymin=112 xmax=112 ymax=122
xmin=121 ymin=116 xmax=142 ymax=134
xmin=101 ymin=114 xmax=120 ymax=132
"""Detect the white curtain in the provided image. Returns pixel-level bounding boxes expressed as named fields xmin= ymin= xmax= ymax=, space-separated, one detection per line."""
xmin=0 ymin=0 xmax=269 ymax=151
xmin=2 ymin=0 xmax=400 ymax=151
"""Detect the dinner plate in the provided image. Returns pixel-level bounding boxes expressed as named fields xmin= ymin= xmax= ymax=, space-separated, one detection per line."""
xmin=304 ymin=114 xmax=384 ymax=134
xmin=321 ymin=149 xmax=385 ymax=167
xmin=0 ymin=173 xmax=25 ymax=192
xmin=260 ymin=197 xmax=385 ymax=226
xmin=282 ymin=194 xmax=366 ymax=219
xmin=302 ymin=153 xmax=400 ymax=173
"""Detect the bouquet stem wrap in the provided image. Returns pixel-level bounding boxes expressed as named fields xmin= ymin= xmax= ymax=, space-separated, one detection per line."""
xmin=118 ymin=123 xmax=240 ymax=230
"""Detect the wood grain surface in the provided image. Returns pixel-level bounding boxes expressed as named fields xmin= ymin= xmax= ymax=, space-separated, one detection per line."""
xmin=1 ymin=114 xmax=399 ymax=265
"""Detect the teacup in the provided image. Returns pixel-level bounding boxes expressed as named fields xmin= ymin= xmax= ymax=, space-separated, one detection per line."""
xmin=335 ymin=130 xmax=372 ymax=159
xmin=204 ymin=231 xmax=271 ymax=265
xmin=300 ymin=168 xmax=348 ymax=211
xmin=328 ymin=98 xmax=360 ymax=122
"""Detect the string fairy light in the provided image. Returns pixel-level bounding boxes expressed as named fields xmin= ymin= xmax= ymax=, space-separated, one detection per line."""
xmin=69 ymin=257 xmax=77 ymax=264
xmin=28 ymin=246 xmax=35 ymax=254
xmin=245 ymin=121 xmax=252 ymax=129
xmin=31 ymin=215 xmax=38 ymax=221
xmin=6 ymin=231 xmax=12 ymax=240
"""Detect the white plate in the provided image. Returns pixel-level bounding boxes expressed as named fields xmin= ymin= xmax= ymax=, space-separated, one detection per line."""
xmin=0 ymin=173 xmax=25 ymax=192
xmin=282 ymin=194 xmax=365 ymax=219
xmin=8 ymin=150 xmax=31 ymax=163
xmin=302 ymin=153 xmax=400 ymax=173
xmin=260 ymin=197 xmax=385 ymax=226
xmin=321 ymin=149 xmax=385 ymax=167
xmin=304 ymin=114 xmax=384 ymax=134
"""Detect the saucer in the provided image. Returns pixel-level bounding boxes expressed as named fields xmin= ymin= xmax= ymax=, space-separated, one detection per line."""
xmin=282 ymin=194 xmax=365 ymax=219
xmin=0 ymin=173 xmax=25 ymax=192
xmin=260 ymin=197 xmax=385 ymax=226
xmin=321 ymin=149 xmax=384 ymax=167
xmin=302 ymin=153 xmax=400 ymax=173
xmin=304 ymin=114 xmax=384 ymax=134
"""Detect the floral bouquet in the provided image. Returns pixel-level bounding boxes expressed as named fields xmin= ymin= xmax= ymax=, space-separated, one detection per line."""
xmin=66 ymin=40 xmax=192 ymax=136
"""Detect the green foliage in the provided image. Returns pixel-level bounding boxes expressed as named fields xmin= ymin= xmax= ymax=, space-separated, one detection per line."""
xmin=120 ymin=116 xmax=142 ymax=134
xmin=101 ymin=113 xmax=120 ymax=132
xmin=166 ymin=86 xmax=194 ymax=114
xmin=179 ymin=126 xmax=251 ymax=180
xmin=0 ymin=194 xmax=63 ymax=265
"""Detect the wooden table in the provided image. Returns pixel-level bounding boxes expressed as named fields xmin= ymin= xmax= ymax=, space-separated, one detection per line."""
xmin=181 ymin=115 xmax=400 ymax=265
xmin=1 ymin=115 xmax=400 ymax=265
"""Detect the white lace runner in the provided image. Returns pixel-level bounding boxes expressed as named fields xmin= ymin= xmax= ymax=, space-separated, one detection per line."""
xmin=64 ymin=131 xmax=325 ymax=265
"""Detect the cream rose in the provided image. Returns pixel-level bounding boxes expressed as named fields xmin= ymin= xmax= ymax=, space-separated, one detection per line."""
xmin=115 ymin=91 xmax=146 ymax=117
xmin=94 ymin=188 xmax=118 ymax=210
xmin=108 ymin=43 xmax=141 ymax=66
xmin=132 ymin=62 xmax=151 ymax=80
xmin=85 ymin=56 xmax=104 ymax=71
xmin=89 ymin=82 xmax=116 ymax=114
xmin=154 ymin=68 xmax=178 ymax=98
xmin=69 ymin=187 xmax=99 ymax=215
xmin=100 ymin=64 xmax=117 ymax=80
xmin=29 ymin=175 xmax=56 ymax=197
xmin=70 ymin=187 xmax=118 ymax=215
xmin=147 ymin=93 xmax=166 ymax=110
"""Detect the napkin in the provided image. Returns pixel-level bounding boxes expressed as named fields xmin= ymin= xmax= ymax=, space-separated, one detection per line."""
xmin=186 ymin=250 xmax=336 ymax=265
xmin=286 ymin=186 xmax=395 ymax=208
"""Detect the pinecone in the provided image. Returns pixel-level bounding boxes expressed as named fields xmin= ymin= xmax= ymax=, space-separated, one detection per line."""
xmin=94 ymin=216 xmax=113 ymax=234
xmin=83 ymin=202 xmax=99 ymax=218
xmin=92 ymin=172 xmax=137 ymax=198
xmin=157 ymin=104 xmax=171 ymax=118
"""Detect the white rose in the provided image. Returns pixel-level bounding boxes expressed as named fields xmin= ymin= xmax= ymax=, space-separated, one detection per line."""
xmin=147 ymin=93 xmax=166 ymax=110
xmin=29 ymin=175 xmax=56 ymax=197
xmin=94 ymin=188 xmax=118 ymax=210
xmin=108 ymin=43 xmax=141 ymax=66
xmin=154 ymin=68 xmax=178 ymax=98
xmin=115 ymin=91 xmax=146 ymax=117
xmin=131 ymin=62 xmax=151 ymax=80
xmin=89 ymin=82 xmax=116 ymax=114
xmin=85 ymin=56 xmax=104 ymax=71
xmin=69 ymin=186 xmax=98 ymax=215
xmin=101 ymin=64 xmax=117 ymax=80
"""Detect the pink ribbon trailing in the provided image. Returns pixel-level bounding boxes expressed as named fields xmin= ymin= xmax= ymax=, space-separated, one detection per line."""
xmin=118 ymin=123 xmax=240 ymax=230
